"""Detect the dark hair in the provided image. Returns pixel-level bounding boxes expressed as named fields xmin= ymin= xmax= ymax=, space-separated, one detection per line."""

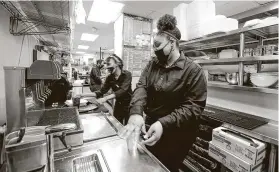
xmin=96 ymin=59 xmax=103 ymax=65
xmin=106 ymin=54 xmax=123 ymax=70
xmin=157 ymin=14 xmax=181 ymax=47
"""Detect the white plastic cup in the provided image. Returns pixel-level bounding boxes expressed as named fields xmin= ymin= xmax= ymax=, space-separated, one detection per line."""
xmin=126 ymin=127 xmax=140 ymax=157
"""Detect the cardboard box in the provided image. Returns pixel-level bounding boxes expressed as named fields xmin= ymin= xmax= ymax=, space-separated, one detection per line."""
xmin=212 ymin=127 xmax=266 ymax=165
xmin=209 ymin=142 xmax=263 ymax=172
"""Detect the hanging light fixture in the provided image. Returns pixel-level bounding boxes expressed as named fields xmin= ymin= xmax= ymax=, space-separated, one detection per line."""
xmin=75 ymin=0 xmax=86 ymax=24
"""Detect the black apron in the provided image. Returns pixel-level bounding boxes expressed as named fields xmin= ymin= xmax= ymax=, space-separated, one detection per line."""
xmin=113 ymin=99 xmax=130 ymax=125
xmin=145 ymin=115 xmax=198 ymax=172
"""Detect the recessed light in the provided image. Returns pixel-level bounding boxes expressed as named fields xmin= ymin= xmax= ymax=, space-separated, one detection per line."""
xmin=81 ymin=33 xmax=99 ymax=42
xmin=78 ymin=45 xmax=89 ymax=50
xmin=88 ymin=0 xmax=125 ymax=24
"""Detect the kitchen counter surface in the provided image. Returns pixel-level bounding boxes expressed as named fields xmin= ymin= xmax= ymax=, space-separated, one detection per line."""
xmin=54 ymin=112 xmax=169 ymax=172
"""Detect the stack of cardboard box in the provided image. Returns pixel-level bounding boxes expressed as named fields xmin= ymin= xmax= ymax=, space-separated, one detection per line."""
xmin=209 ymin=127 xmax=266 ymax=172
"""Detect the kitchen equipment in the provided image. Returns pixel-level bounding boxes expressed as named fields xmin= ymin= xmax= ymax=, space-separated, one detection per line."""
xmin=65 ymin=98 xmax=88 ymax=107
xmin=73 ymin=96 xmax=81 ymax=108
xmin=206 ymin=16 xmax=239 ymax=36
xmin=73 ymin=150 xmax=110 ymax=172
xmin=203 ymin=107 xmax=268 ymax=130
xmin=250 ymin=72 xmax=278 ymax=88
xmin=219 ymin=49 xmax=238 ymax=59
xmin=264 ymin=44 xmax=278 ymax=55
xmin=262 ymin=16 xmax=278 ymax=23
xmin=225 ymin=73 xmax=249 ymax=85
xmin=243 ymin=19 xmax=263 ymax=27
xmin=7 ymin=127 xmax=25 ymax=145
xmin=207 ymin=52 xmax=218 ymax=59
xmin=244 ymin=48 xmax=253 ymax=57
xmin=45 ymin=123 xmax=77 ymax=172
xmin=78 ymin=104 xmax=99 ymax=113
xmin=36 ymin=108 xmax=84 ymax=150
xmin=217 ymin=75 xmax=226 ymax=82
xmin=5 ymin=128 xmax=47 ymax=172
xmin=4 ymin=62 xmax=62 ymax=134
xmin=253 ymin=46 xmax=264 ymax=56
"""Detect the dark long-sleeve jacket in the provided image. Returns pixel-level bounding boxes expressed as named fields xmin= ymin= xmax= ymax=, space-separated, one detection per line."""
xmin=129 ymin=52 xmax=207 ymax=130
xmin=89 ymin=65 xmax=102 ymax=92
xmin=95 ymin=70 xmax=132 ymax=104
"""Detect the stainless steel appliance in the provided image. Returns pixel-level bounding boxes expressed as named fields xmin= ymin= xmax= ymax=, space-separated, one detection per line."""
xmin=4 ymin=60 xmax=62 ymax=134
xmin=5 ymin=127 xmax=47 ymax=172
xmin=3 ymin=60 xmax=84 ymax=171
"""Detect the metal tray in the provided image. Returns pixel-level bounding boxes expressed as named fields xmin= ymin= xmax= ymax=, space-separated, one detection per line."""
xmin=73 ymin=150 xmax=110 ymax=172
xmin=79 ymin=114 xmax=117 ymax=142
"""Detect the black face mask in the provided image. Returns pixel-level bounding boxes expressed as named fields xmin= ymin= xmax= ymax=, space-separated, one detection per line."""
xmin=107 ymin=67 xmax=115 ymax=74
xmin=98 ymin=64 xmax=104 ymax=69
xmin=154 ymin=42 xmax=172 ymax=65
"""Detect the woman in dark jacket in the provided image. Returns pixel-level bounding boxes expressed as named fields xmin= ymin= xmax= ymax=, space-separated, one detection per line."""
xmin=81 ymin=54 xmax=132 ymax=125
xmin=119 ymin=14 xmax=207 ymax=172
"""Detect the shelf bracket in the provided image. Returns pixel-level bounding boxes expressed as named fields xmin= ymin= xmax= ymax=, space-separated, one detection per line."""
xmin=238 ymin=33 xmax=245 ymax=86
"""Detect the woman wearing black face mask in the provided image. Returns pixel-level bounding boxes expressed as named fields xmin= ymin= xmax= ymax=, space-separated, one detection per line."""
xmin=81 ymin=54 xmax=132 ymax=125
xmin=120 ymin=14 xmax=207 ymax=172
xmin=89 ymin=60 xmax=104 ymax=92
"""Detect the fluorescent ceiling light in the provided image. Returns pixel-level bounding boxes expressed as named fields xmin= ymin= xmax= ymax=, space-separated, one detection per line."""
xmin=109 ymin=49 xmax=114 ymax=52
xmin=76 ymin=51 xmax=85 ymax=54
xmin=78 ymin=45 xmax=89 ymax=49
xmin=81 ymin=33 xmax=99 ymax=42
xmin=88 ymin=0 xmax=125 ymax=24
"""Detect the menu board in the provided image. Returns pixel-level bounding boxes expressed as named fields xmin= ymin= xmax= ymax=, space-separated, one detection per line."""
xmin=123 ymin=14 xmax=152 ymax=77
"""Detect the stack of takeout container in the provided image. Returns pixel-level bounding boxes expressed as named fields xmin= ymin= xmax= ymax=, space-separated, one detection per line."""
xmin=209 ymin=127 xmax=266 ymax=172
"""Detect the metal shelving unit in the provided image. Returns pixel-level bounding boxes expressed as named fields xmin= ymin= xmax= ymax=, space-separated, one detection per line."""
xmin=195 ymin=55 xmax=278 ymax=65
xmin=208 ymin=81 xmax=278 ymax=94
xmin=179 ymin=19 xmax=278 ymax=92
xmin=180 ymin=20 xmax=278 ymax=51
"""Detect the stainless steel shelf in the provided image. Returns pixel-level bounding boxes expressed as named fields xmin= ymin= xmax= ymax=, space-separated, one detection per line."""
xmin=195 ymin=55 xmax=278 ymax=65
xmin=208 ymin=81 xmax=278 ymax=94
xmin=180 ymin=20 xmax=278 ymax=50
xmin=222 ymin=122 xmax=278 ymax=145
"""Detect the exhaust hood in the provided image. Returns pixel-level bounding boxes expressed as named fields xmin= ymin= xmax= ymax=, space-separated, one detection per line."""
xmin=27 ymin=60 xmax=62 ymax=80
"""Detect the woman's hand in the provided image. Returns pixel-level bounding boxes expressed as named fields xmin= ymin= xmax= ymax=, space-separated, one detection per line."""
xmin=96 ymin=97 xmax=107 ymax=105
xmin=142 ymin=121 xmax=163 ymax=146
xmin=80 ymin=92 xmax=97 ymax=98
xmin=118 ymin=114 xmax=145 ymax=139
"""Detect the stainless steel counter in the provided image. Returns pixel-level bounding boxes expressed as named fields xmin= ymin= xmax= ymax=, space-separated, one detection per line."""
xmin=54 ymin=112 xmax=169 ymax=172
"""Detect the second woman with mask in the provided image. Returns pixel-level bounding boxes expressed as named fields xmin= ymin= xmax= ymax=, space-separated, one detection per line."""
xmin=81 ymin=54 xmax=132 ymax=125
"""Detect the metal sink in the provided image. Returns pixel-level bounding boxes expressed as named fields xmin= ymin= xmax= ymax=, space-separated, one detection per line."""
xmin=72 ymin=150 xmax=110 ymax=172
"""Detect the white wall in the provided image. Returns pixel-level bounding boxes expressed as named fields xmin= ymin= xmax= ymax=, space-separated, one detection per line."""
xmin=0 ymin=6 xmax=38 ymax=125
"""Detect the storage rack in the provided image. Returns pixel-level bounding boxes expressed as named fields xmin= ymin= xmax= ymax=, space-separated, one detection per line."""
xmin=180 ymin=20 xmax=279 ymax=94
